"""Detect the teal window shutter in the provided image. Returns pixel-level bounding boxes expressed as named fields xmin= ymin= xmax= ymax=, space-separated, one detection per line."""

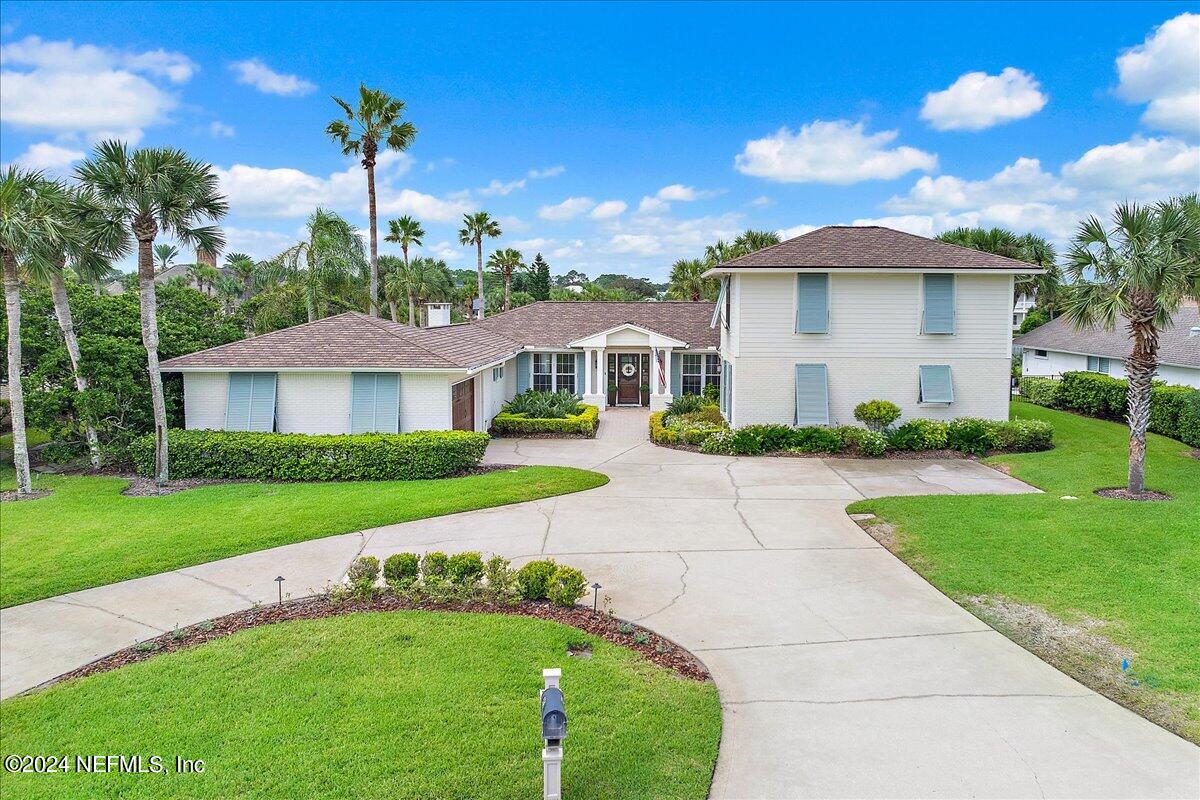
xmin=670 ymin=352 xmax=682 ymax=396
xmin=375 ymin=373 xmax=400 ymax=433
xmin=351 ymin=373 xmax=400 ymax=433
xmin=919 ymin=365 xmax=954 ymax=403
xmin=794 ymin=364 xmax=829 ymax=426
xmin=576 ymin=351 xmax=585 ymax=393
xmin=247 ymin=372 xmax=277 ymax=432
xmin=225 ymin=373 xmax=253 ymax=431
xmin=795 ymin=273 xmax=829 ymax=333
xmin=351 ymin=373 xmax=375 ymax=434
xmin=922 ymin=274 xmax=955 ymax=334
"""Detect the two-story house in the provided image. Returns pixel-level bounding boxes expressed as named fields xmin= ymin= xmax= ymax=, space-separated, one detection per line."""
xmin=162 ymin=226 xmax=1041 ymax=434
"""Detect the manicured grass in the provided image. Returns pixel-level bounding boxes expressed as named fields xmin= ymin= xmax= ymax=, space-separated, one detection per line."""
xmin=0 ymin=611 xmax=721 ymax=799
xmin=0 ymin=466 xmax=607 ymax=608
xmin=849 ymin=401 xmax=1199 ymax=738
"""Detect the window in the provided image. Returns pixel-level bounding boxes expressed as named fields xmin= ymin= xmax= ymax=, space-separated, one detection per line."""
xmin=533 ymin=353 xmax=553 ymax=392
xmin=680 ymin=354 xmax=723 ymax=396
xmin=922 ymin=274 xmax=955 ymax=334
xmin=225 ymin=372 xmax=277 ymax=432
xmin=919 ymin=365 xmax=954 ymax=403
xmin=492 ymin=365 xmax=504 ymax=382
xmin=1087 ymin=356 xmax=1110 ymax=374
xmin=795 ymin=273 xmax=829 ymax=333
xmin=794 ymin=364 xmax=830 ymax=426
xmin=350 ymin=373 xmax=400 ymax=433
xmin=1033 ymin=349 xmax=1048 ymax=358
xmin=555 ymin=353 xmax=577 ymax=394
xmin=705 ymin=354 xmax=721 ymax=391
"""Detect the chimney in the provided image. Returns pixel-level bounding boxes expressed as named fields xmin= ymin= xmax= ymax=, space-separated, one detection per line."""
xmin=196 ymin=248 xmax=218 ymax=268
xmin=425 ymin=303 xmax=451 ymax=328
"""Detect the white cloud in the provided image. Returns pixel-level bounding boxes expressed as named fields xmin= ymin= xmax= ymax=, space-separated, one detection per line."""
xmin=920 ymin=68 xmax=1047 ymax=131
xmin=5 ymin=141 xmax=84 ymax=171
xmin=528 ymin=165 xmax=565 ymax=179
xmin=885 ymin=157 xmax=1077 ymax=212
xmin=209 ymin=121 xmax=235 ymax=138
xmin=538 ymin=196 xmax=595 ymax=221
xmin=0 ymin=36 xmax=193 ymax=141
xmin=637 ymin=196 xmax=670 ymax=215
xmin=478 ymin=178 xmax=526 ymax=196
xmin=510 ymin=237 xmax=553 ymax=251
xmin=229 ymin=58 xmax=315 ymax=97
xmin=602 ymin=211 xmax=744 ymax=260
xmin=1061 ymin=136 xmax=1200 ymax=194
xmin=749 ymin=196 xmax=773 ymax=208
xmin=426 ymin=241 xmax=465 ymax=262
xmin=222 ymin=226 xmax=298 ymax=260
xmin=734 ymin=120 xmax=937 ymax=184
xmin=425 ymin=157 xmax=456 ymax=173
xmin=590 ymin=200 xmax=627 ymax=219
xmin=656 ymin=183 xmax=723 ymax=202
xmin=1116 ymin=13 xmax=1199 ymax=135
xmin=778 ymin=223 xmax=818 ymax=239
xmin=377 ymin=188 xmax=474 ymax=223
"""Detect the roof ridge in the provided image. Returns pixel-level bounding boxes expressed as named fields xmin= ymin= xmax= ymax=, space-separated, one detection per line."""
xmin=897 ymin=228 xmax=1042 ymax=269
xmin=356 ymin=313 xmax=459 ymax=368
xmin=720 ymin=226 xmax=833 ymax=267
xmin=161 ymin=311 xmax=357 ymax=362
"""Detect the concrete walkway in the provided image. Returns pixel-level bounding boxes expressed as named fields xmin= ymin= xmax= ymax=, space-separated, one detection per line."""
xmin=2 ymin=440 xmax=1196 ymax=798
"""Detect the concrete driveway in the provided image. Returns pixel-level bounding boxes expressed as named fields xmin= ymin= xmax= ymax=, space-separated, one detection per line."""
xmin=2 ymin=436 xmax=1197 ymax=798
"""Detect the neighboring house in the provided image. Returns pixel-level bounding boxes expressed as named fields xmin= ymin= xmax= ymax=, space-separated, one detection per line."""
xmin=1014 ymin=305 xmax=1200 ymax=389
xmin=163 ymin=225 xmax=1040 ymax=434
xmin=1012 ymin=292 xmax=1037 ymax=330
xmin=104 ymin=263 xmax=234 ymax=297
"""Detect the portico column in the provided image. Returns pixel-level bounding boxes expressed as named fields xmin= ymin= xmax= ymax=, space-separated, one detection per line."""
xmin=584 ymin=349 xmax=594 ymax=395
xmin=650 ymin=347 xmax=661 ymax=397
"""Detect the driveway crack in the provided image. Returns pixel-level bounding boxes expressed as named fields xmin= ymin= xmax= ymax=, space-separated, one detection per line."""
xmin=175 ymin=571 xmax=257 ymax=605
xmin=725 ymin=460 xmax=766 ymax=549
xmin=46 ymin=598 xmax=166 ymax=634
xmin=634 ymin=552 xmax=690 ymax=622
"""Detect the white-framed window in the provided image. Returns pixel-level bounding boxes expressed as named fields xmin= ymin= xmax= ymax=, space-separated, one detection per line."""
xmin=492 ymin=365 xmax=504 ymax=382
xmin=555 ymin=353 xmax=576 ymax=394
xmin=533 ymin=353 xmax=553 ymax=392
xmin=1086 ymin=356 xmax=1110 ymax=374
xmin=681 ymin=353 xmax=723 ymax=396
xmin=533 ymin=352 xmax=576 ymax=393
xmin=1032 ymin=349 xmax=1048 ymax=358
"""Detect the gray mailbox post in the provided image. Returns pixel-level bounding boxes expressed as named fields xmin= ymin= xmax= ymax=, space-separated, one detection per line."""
xmin=540 ymin=668 xmax=566 ymax=800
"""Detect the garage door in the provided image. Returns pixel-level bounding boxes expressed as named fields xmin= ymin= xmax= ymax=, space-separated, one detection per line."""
xmin=451 ymin=378 xmax=475 ymax=431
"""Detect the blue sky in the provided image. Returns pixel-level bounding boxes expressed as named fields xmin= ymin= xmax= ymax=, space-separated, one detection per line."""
xmin=1 ymin=1 xmax=1197 ymax=279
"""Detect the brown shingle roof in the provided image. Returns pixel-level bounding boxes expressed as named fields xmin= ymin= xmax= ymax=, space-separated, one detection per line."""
xmin=1014 ymin=306 xmax=1200 ymax=369
xmin=476 ymin=301 xmax=718 ymax=349
xmin=715 ymin=225 xmax=1045 ymax=270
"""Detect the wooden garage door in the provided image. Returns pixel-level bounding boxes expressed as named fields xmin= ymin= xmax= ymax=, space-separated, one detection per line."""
xmin=451 ymin=378 xmax=475 ymax=431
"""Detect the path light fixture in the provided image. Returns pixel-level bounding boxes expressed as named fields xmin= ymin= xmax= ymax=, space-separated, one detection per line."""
xmin=590 ymin=583 xmax=602 ymax=614
xmin=275 ymin=576 xmax=285 ymax=606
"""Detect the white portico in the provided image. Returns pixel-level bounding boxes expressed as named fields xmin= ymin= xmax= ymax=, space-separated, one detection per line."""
xmin=568 ymin=323 xmax=688 ymax=411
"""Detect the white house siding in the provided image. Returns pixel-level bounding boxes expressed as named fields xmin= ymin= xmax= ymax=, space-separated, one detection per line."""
xmin=1023 ymin=349 xmax=1200 ymax=389
xmin=729 ymin=272 xmax=1014 ymax=424
xmin=183 ymin=372 xmax=227 ymax=430
xmin=399 ymin=372 xmax=453 ymax=431
xmin=481 ymin=356 xmax=517 ymax=429
xmin=276 ymin=372 xmax=350 ymax=434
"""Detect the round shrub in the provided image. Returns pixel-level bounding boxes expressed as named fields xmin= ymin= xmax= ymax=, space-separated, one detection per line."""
xmin=990 ymin=419 xmax=1053 ymax=452
xmin=856 ymin=430 xmax=888 ymax=457
xmin=346 ymin=556 xmax=380 ymax=597
xmin=947 ymin=418 xmax=995 ymax=456
xmin=888 ymin=418 xmax=949 ymax=451
xmin=788 ymin=426 xmax=844 ymax=453
xmin=835 ymin=425 xmax=866 ymax=450
xmin=446 ymin=552 xmax=485 ymax=588
xmin=547 ymin=566 xmax=588 ymax=608
xmin=853 ymin=400 xmax=902 ymax=432
xmin=700 ymin=429 xmax=734 ymax=454
xmin=421 ymin=551 xmax=449 ymax=581
xmin=383 ymin=553 xmax=419 ymax=589
xmin=516 ymin=559 xmax=559 ymax=600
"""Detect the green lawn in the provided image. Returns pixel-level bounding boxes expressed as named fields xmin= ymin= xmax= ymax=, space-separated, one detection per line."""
xmin=0 ymin=466 xmax=607 ymax=608
xmin=0 ymin=611 xmax=721 ymax=799
xmin=0 ymin=428 xmax=50 ymax=464
xmin=849 ymin=401 xmax=1199 ymax=739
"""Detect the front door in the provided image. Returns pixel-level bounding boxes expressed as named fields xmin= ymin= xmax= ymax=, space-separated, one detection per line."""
xmin=617 ymin=354 xmax=641 ymax=405
xmin=451 ymin=378 xmax=475 ymax=431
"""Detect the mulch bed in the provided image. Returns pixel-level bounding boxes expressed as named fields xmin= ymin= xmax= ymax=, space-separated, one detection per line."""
xmin=490 ymin=431 xmax=595 ymax=440
xmin=0 ymin=489 xmax=52 ymax=502
xmin=38 ymin=594 xmax=711 ymax=692
xmin=1094 ymin=487 xmax=1172 ymax=502
xmin=653 ymin=440 xmax=985 ymax=461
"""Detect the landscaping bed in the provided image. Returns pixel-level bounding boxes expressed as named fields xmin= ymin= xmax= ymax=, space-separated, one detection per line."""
xmin=492 ymin=389 xmax=598 ymax=438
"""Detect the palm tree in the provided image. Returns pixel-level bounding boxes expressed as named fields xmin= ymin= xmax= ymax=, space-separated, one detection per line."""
xmin=666 ymin=258 xmax=716 ymax=301
xmin=936 ymin=226 xmax=1061 ymax=310
xmin=76 ymin=141 xmax=227 ymax=486
xmin=410 ymin=256 xmax=453 ymax=323
xmin=383 ymin=215 xmax=425 ymax=325
xmin=325 ymin=85 xmax=418 ymax=318
xmin=215 ymin=275 xmax=244 ymax=314
xmin=0 ymin=168 xmax=69 ymax=495
xmin=457 ymin=211 xmax=502 ymax=319
xmin=271 ymin=208 xmax=366 ymax=322
xmin=487 ymin=247 xmax=526 ymax=312
xmin=379 ymin=254 xmax=408 ymax=322
xmin=733 ymin=229 xmax=781 ymax=256
xmin=1062 ymin=201 xmax=1200 ymax=494
xmin=154 ymin=243 xmax=179 ymax=272
xmin=703 ymin=239 xmax=739 ymax=268
xmin=187 ymin=262 xmax=220 ymax=294
xmin=224 ymin=252 xmax=256 ymax=295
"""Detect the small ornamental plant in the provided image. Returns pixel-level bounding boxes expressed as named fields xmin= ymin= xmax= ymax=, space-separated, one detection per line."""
xmin=383 ymin=553 xmax=419 ymax=589
xmin=853 ymin=400 xmax=902 ymax=432
xmin=516 ymin=559 xmax=559 ymax=600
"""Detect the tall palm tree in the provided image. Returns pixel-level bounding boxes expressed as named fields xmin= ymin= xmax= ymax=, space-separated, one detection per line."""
xmin=379 ymin=254 xmax=408 ymax=322
xmin=1062 ymin=201 xmax=1200 ymax=494
xmin=383 ymin=215 xmax=425 ymax=325
xmin=666 ymin=258 xmax=716 ymax=301
xmin=733 ymin=229 xmax=781 ymax=256
xmin=325 ymin=85 xmax=418 ymax=318
xmin=224 ymin=252 xmax=257 ymax=295
xmin=76 ymin=141 xmax=227 ymax=486
xmin=187 ymin=262 xmax=220 ymax=294
xmin=936 ymin=226 xmax=1061 ymax=310
xmin=703 ymin=239 xmax=738 ymax=268
xmin=457 ymin=211 xmax=502 ymax=319
xmin=215 ymin=275 xmax=244 ymax=314
xmin=154 ymin=243 xmax=179 ymax=272
xmin=271 ymin=208 xmax=366 ymax=322
xmin=487 ymin=247 xmax=526 ymax=312
xmin=0 ymin=168 xmax=69 ymax=495
xmin=410 ymin=256 xmax=453 ymax=323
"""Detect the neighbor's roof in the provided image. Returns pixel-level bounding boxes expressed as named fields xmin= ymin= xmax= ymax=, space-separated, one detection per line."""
xmin=1014 ymin=306 xmax=1200 ymax=369
xmin=712 ymin=226 xmax=1046 ymax=271
xmin=476 ymin=301 xmax=718 ymax=349
xmin=161 ymin=312 xmax=523 ymax=371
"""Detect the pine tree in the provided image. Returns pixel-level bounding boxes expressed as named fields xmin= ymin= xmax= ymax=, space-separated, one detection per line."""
xmin=529 ymin=253 xmax=551 ymax=300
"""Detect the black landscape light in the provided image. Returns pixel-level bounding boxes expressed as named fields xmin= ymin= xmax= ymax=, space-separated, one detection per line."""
xmin=275 ymin=575 xmax=285 ymax=606
xmin=591 ymin=582 xmax=602 ymax=613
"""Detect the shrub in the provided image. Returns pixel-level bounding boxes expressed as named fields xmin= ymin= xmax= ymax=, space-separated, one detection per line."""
xmin=947 ymin=418 xmax=994 ymax=456
xmin=787 ymin=426 xmax=844 ymax=453
xmin=501 ymin=389 xmax=582 ymax=419
xmin=834 ymin=425 xmax=866 ymax=450
xmin=729 ymin=424 xmax=795 ymax=455
xmin=990 ymin=419 xmax=1054 ymax=452
xmin=516 ymin=559 xmax=558 ymax=600
xmin=547 ymin=566 xmax=588 ymax=608
xmin=446 ymin=552 xmax=485 ymax=588
xmin=853 ymin=400 xmax=902 ymax=432
xmin=699 ymin=428 xmax=734 ymax=454
xmin=383 ymin=553 xmax=419 ymax=589
xmin=492 ymin=404 xmax=598 ymax=437
xmin=1018 ymin=376 xmax=1062 ymax=408
xmin=1149 ymin=384 xmax=1200 ymax=447
xmin=346 ymin=556 xmax=380 ymax=598
xmin=1017 ymin=308 xmax=1050 ymax=334
xmin=421 ymin=551 xmax=449 ymax=582
xmin=131 ymin=429 xmax=488 ymax=481
xmin=679 ymin=406 xmax=726 ymax=427
xmin=665 ymin=393 xmax=710 ymax=417
xmin=648 ymin=411 xmax=677 ymax=444
xmin=888 ymin=419 xmax=949 ymax=451
xmin=702 ymin=382 xmax=720 ymax=404
xmin=856 ymin=430 xmax=888 ymax=457
xmin=1058 ymin=371 xmax=1127 ymax=419
xmin=483 ymin=555 xmax=518 ymax=603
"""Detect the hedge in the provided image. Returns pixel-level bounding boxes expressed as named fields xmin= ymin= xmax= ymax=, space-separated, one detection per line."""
xmin=131 ymin=428 xmax=490 ymax=481
xmin=649 ymin=409 xmax=727 ymax=446
xmin=491 ymin=404 xmax=598 ymax=437
xmin=1018 ymin=372 xmax=1200 ymax=447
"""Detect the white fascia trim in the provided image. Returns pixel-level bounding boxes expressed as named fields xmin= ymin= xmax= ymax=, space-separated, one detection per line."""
xmin=567 ymin=322 xmax=689 ymax=350
xmin=1020 ymin=347 xmax=1197 ymax=371
xmin=166 ymin=366 xmax=469 ymax=374
xmin=465 ymin=351 xmax=523 ymax=376
xmin=702 ymin=266 xmax=1046 ymax=278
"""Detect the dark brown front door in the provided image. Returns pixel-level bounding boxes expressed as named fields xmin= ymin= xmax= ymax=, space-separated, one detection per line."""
xmin=617 ymin=354 xmax=641 ymax=405
xmin=451 ymin=378 xmax=475 ymax=431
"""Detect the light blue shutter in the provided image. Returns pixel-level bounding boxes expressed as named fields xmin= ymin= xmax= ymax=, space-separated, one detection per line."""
xmin=516 ymin=352 xmax=531 ymax=393
xmin=922 ymin=274 xmax=955 ymax=334
xmin=796 ymin=274 xmax=829 ymax=333
xmin=247 ymin=372 xmax=277 ymax=432
xmin=575 ymin=352 xmax=585 ymax=395
xmin=919 ymin=365 xmax=954 ymax=403
xmin=351 ymin=373 xmax=376 ymax=434
xmin=721 ymin=360 xmax=732 ymax=419
xmin=671 ymin=353 xmax=682 ymax=396
xmin=710 ymin=278 xmax=728 ymax=328
xmin=794 ymin=364 xmax=829 ymax=426
xmin=374 ymin=373 xmax=400 ymax=433
xmin=224 ymin=373 xmax=253 ymax=431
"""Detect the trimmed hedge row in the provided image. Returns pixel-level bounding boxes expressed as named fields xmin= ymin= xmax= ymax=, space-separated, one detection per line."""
xmin=132 ymin=428 xmax=490 ymax=481
xmin=649 ymin=408 xmax=728 ymax=446
xmin=1018 ymin=372 xmax=1200 ymax=446
xmin=492 ymin=404 xmax=598 ymax=437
